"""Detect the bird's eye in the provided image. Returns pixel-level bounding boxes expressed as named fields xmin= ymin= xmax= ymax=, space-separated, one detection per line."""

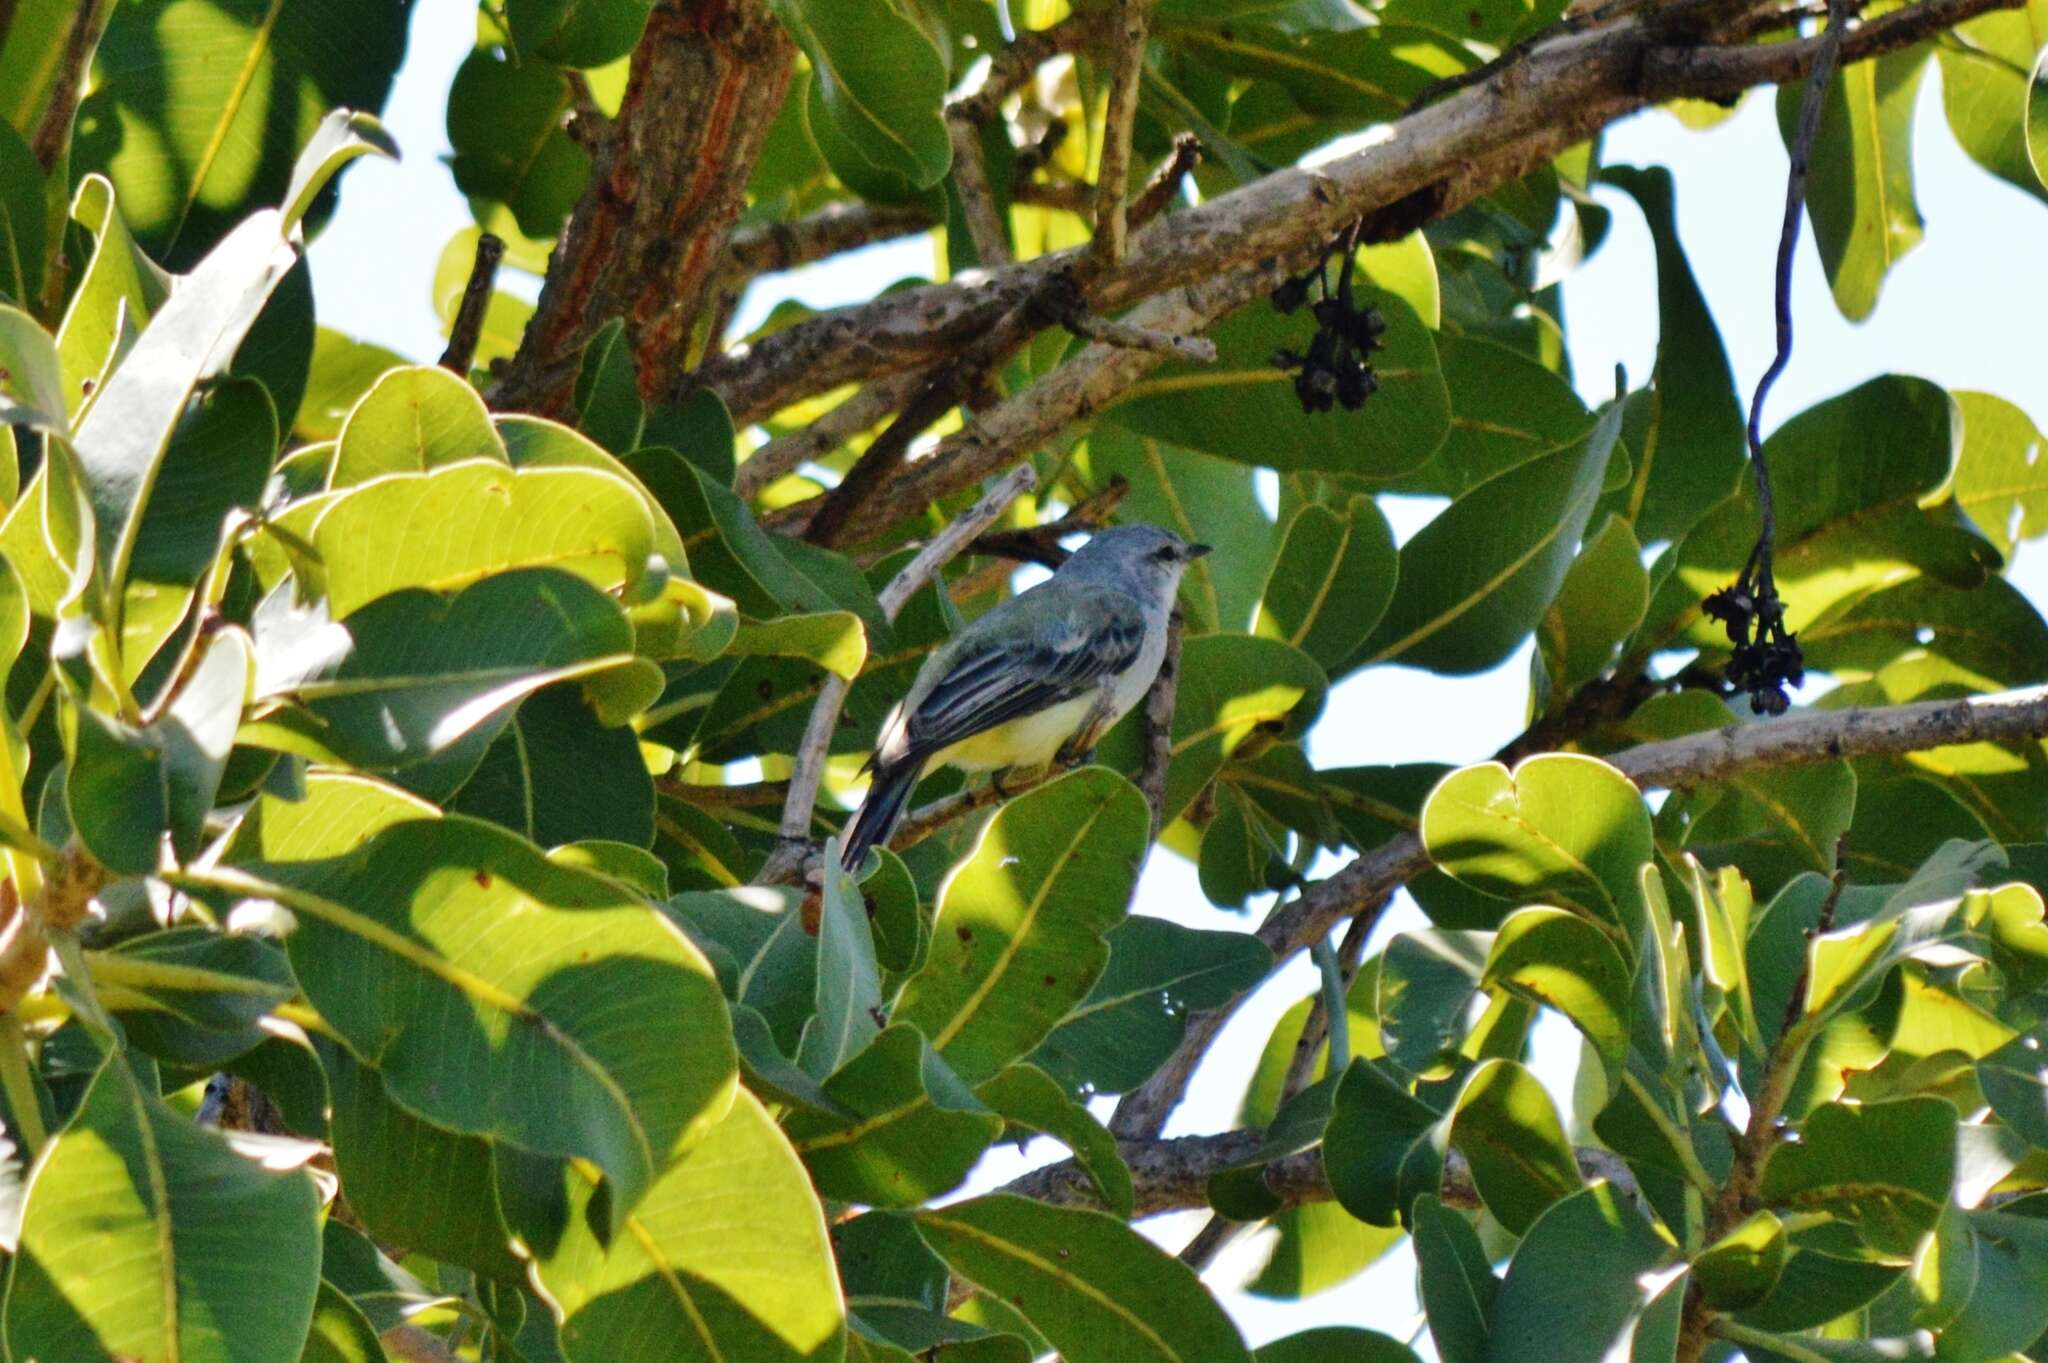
xmin=1152 ymin=546 xmax=1177 ymax=562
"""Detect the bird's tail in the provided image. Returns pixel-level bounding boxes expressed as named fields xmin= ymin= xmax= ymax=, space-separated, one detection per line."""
xmin=840 ymin=758 xmax=923 ymax=872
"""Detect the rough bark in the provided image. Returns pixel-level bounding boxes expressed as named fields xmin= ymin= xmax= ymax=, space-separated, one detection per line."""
xmin=492 ymin=0 xmax=795 ymax=417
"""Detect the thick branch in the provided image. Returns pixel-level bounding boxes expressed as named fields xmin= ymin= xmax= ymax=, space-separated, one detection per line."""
xmin=686 ymin=0 xmax=2017 ymax=428
xmin=1000 ymin=1129 xmax=1640 ymax=1220
xmin=493 ymin=0 xmax=795 ymax=416
xmin=1113 ymin=685 xmax=2048 ymax=1136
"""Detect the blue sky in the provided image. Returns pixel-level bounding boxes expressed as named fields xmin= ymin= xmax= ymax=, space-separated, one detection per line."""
xmin=305 ymin=5 xmax=2048 ymax=1351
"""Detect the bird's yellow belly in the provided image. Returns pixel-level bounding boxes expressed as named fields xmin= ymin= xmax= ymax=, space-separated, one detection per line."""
xmin=935 ymin=694 xmax=1096 ymax=772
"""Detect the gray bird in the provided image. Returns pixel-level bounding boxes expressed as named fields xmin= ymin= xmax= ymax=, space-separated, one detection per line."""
xmin=840 ymin=524 xmax=1210 ymax=871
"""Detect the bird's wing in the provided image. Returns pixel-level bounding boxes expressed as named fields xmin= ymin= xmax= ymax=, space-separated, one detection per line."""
xmin=903 ymin=587 xmax=1147 ymax=758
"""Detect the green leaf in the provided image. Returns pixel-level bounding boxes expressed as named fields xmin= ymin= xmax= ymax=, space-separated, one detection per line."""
xmin=271 ymin=568 xmax=638 ymax=771
xmin=1759 ymin=1096 xmax=1958 ymax=1256
xmin=1255 ymin=495 xmax=1397 ymax=673
xmin=1247 ymin=1202 xmax=1406 ymax=1300
xmin=784 ymin=1024 xmax=1003 ymax=1206
xmin=977 ymin=1062 xmax=1134 ymax=1218
xmin=56 ymin=176 xmax=172 ymax=418
xmin=1693 ymin=1210 xmax=1786 ymax=1311
xmin=1597 ymin=167 xmax=1746 ymax=543
xmin=1422 ymin=753 xmax=1651 ymax=939
xmin=6 ymin=1055 xmax=322 ymax=1363
xmin=1734 ymin=1248 xmax=1902 ymax=1333
xmin=1377 ymin=928 xmax=1486 ymax=1073
xmin=1097 ymin=632 xmax=1327 ymax=829
xmin=1482 ymin=907 xmax=1631 ymax=1078
xmin=280 ymin=110 xmax=401 ymax=235
xmin=330 ymin=364 xmax=507 ymax=489
xmin=89 ymin=925 xmax=293 ymax=1067
xmin=1412 ymin=1195 xmax=1497 ymax=1363
xmin=66 ymin=698 xmax=171 ymax=876
xmin=1532 ymin=515 xmax=1646 ymax=715
xmin=518 ymin=1088 xmax=846 ymax=1363
xmin=70 ymin=204 xmax=302 ymax=606
xmin=298 ymin=1281 xmax=386 ymax=1363
xmin=0 ymin=303 xmax=68 ymax=439
xmin=1485 ymin=1182 xmax=1674 ymax=1363
xmin=574 ymin=318 xmax=647 ymax=454
xmin=296 ymin=328 xmax=406 ymax=441
xmin=1322 ymin=1056 xmax=1444 ymax=1227
xmin=305 ymin=459 xmax=658 ymax=617
xmin=207 ymin=773 xmax=736 ymax=1233
xmin=1255 ymin=1327 xmax=1420 ymax=1363
xmin=770 ymin=0 xmax=952 ymax=188
xmin=497 ymin=414 xmax=695 ymax=577
xmin=915 ymin=1194 xmax=1253 ymax=1363
xmin=798 ymin=845 xmax=883 ymax=1079
xmin=157 ymin=625 xmax=252 ymax=856
xmin=1165 ymin=23 xmax=1468 ymax=123
xmin=2032 ymin=43 xmax=2048 ymax=187
xmin=0 ymin=0 xmax=75 ymax=140
xmin=77 ymin=6 xmax=409 ymax=268
xmin=731 ymin=611 xmax=869 ymax=681
xmin=1947 ymin=389 xmax=2048 ymax=563
xmin=1446 ymin=1058 xmax=1582 ymax=1236
xmin=893 ymin=767 xmax=1150 ymax=1083
xmin=1646 ymin=376 xmax=1984 ymax=652
xmin=1354 ymin=400 xmax=1623 ymax=674
xmin=1079 ymin=429 xmax=1276 ymax=635
xmin=1936 ymin=8 xmax=2048 ymax=207
xmin=1933 ymin=1209 xmax=2048 ymax=1361
xmin=1386 ymin=334 xmax=1591 ymax=499
xmin=1907 ymin=1203 xmax=1975 ymax=1332
xmin=1028 ymin=917 xmax=1273 ymax=1097
xmin=323 ymin=1045 xmax=524 ymax=1283
xmin=1775 ymin=50 xmax=1929 ymax=322
xmin=1105 ymin=287 xmax=1448 ymax=479
xmin=0 ymin=122 xmax=43 ymax=308
xmin=508 ymin=0 xmax=657 ymax=67
xmin=453 ymin=683 xmax=657 ymax=850
xmin=1978 ymin=1024 xmax=2048 ymax=1148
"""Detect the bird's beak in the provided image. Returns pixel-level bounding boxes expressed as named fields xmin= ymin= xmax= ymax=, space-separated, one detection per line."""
xmin=1185 ymin=543 xmax=1214 ymax=560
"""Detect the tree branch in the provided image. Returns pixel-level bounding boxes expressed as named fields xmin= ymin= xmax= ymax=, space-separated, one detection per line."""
xmin=949 ymin=116 xmax=1014 ymax=268
xmin=757 ymin=466 xmax=1038 ymax=886
xmin=29 ymin=0 xmax=113 ymax=172
xmin=999 ymin=1127 xmax=1642 ymax=1220
xmin=1129 ymin=133 xmax=1203 ymax=228
xmin=724 ymin=202 xmax=939 ymax=285
xmin=493 ymin=0 xmax=796 ymax=416
xmin=1092 ymin=0 xmax=1155 ymax=269
xmin=1137 ymin=613 xmax=1182 ymax=843
xmin=437 ymin=232 xmax=503 ymax=376
xmin=734 ymin=368 xmax=925 ymax=501
xmin=1112 ymin=684 xmax=2048 ymax=1137
xmin=684 ymin=0 xmax=2017 ymax=430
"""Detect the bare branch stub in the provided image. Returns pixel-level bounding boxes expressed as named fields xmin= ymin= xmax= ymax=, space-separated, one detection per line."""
xmin=492 ymin=0 xmax=795 ymax=417
xmin=1137 ymin=612 xmax=1183 ymax=843
xmin=438 ymin=232 xmax=505 ymax=376
xmin=1130 ymin=133 xmax=1204 ymax=228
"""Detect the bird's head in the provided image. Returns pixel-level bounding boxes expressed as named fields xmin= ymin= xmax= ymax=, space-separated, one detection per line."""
xmin=1063 ymin=523 xmax=1212 ymax=601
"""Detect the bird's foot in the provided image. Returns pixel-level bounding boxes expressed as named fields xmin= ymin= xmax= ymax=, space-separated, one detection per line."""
xmin=1054 ymin=739 xmax=1098 ymax=769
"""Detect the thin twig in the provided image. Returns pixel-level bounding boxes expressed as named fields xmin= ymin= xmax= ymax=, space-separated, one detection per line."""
xmin=725 ymin=202 xmax=939 ymax=283
xmin=1130 ymin=133 xmax=1203 ymax=228
xmin=563 ymin=68 xmax=614 ymax=152
xmin=948 ymin=116 xmax=1014 ymax=267
xmin=1178 ymin=1213 xmax=1238 ymax=1268
xmin=1276 ymin=894 xmax=1380 ymax=1106
xmin=1062 ymin=308 xmax=1218 ymax=362
xmin=438 ymin=232 xmax=504 ymax=375
xmin=967 ymin=475 xmax=1130 ymax=567
xmin=1137 ymin=612 xmax=1183 ymax=842
xmin=29 ymin=0 xmax=113 ymax=171
xmin=949 ymin=11 xmax=1112 ymax=126
xmin=801 ymin=275 xmax=1077 ymax=548
xmin=1093 ymin=0 xmax=1155 ymax=268
xmin=736 ymin=368 xmax=926 ymax=500
xmin=758 ymin=466 xmax=1038 ymax=886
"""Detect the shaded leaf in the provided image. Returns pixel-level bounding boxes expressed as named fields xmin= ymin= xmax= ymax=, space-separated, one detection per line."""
xmin=1256 ymin=495 xmax=1397 ymax=674
xmin=1759 ymin=1097 xmax=1957 ymax=1256
xmin=1485 ymin=1182 xmax=1673 ymax=1363
xmin=770 ymin=0 xmax=952 ymax=187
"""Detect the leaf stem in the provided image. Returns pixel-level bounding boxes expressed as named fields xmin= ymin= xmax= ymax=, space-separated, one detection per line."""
xmin=0 ymin=1014 xmax=46 ymax=1156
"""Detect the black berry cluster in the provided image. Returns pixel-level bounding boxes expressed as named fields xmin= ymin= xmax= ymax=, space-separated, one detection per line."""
xmin=1702 ymin=573 xmax=1805 ymax=717
xmin=1270 ymin=225 xmax=1385 ymax=415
